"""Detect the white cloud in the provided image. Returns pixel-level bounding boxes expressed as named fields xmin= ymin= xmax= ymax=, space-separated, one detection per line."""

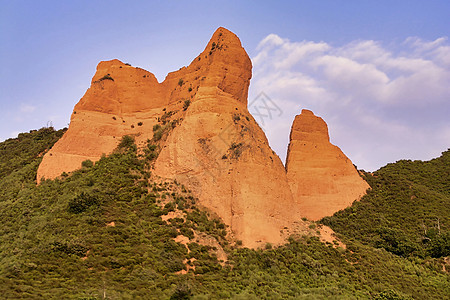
xmin=9 ymin=131 xmax=21 ymax=139
xmin=19 ymin=103 xmax=37 ymax=113
xmin=249 ymin=34 xmax=450 ymax=171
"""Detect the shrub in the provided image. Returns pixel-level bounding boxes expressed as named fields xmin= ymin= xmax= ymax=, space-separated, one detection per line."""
xmin=161 ymin=111 xmax=175 ymax=125
xmin=229 ymin=142 xmax=243 ymax=158
xmin=178 ymin=78 xmax=184 ymax=86
xmin=153 ymin=129 xmax=163 ymax=141
xmin=180 ymin=227 xmax=195 ymax=239
xmin=170 ymin=283 xmax=192 ymax=300
xmin=81 ymin=160 xmax=94 ymax=168
xmin=68 ymin=192 xmax=99 ymax=214
xmin=374 ymin=290 xmax=408 ymax=300
xmin=51 ymin=241 xmax=88 ymax=257
xmin=147 ymin=152 xmax=157 ymax=160
xmin=117 ymin=135 xmax=135 ymax=151
xmin=98 ymin=74 xmax=114 ymax=81
xmin=153 ymin=124 xmax=161 ymax=132
xmin=164 ymin=202 xmax=176 ymax=212
xmin=183 ymin=100 xmax=191 ymax=111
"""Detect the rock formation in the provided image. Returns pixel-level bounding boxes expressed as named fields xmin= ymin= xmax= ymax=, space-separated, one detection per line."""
xmin=37 ymin=27 xmax=296 ymax=248
xmin=37 ymin=27 xmax=252 ymax=182
xmin=37 ymin=27 xmax=367 ymax=247
xmin=285 ymin=109 xmax=369 ymax=220
xmin=152 ymin=28 xmax=296 ymax=248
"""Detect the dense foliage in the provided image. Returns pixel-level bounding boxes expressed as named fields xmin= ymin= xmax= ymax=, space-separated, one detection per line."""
xmin=0 ymin=129 xmax=448 ymax=299
xmin=323 ymin=150 xmax=450 ymax=259
xmin=0 ymin=127 xmax=65 ymax=181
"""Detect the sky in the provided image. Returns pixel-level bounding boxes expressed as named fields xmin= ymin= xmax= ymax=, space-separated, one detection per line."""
xmin=1 ymin=1 xmax=449 ymax=171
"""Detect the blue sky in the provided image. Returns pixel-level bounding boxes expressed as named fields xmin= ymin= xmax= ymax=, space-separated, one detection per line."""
xmin=1 ymin=1 xmax=449 ymax=171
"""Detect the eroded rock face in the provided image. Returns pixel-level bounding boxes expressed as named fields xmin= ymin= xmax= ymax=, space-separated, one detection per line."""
xmin=285 ymin=109 xmax=369 ymax=220
xmin=154 ymin=86 xmax=296 ymax=248
xmin=37 ymin=27 xmax=293 ymax=247
xmin=37 ymin=60 xmax=165 ymax=181
xmin=37 ymin=27 xmax=251 ymax=183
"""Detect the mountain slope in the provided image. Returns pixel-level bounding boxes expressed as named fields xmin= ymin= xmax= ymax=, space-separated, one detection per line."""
xmin=0 ymin=129 xmax=448 ymax=299
xmin=323 ymin=150 xmax=450 ymax=258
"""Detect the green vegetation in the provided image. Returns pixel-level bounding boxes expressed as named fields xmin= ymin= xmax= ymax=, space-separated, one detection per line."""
xmin=323 ymin=150 xmax=450 ymax=259
xmin=183 ymin=99 xmax=191 ymax=111
xmin=0 ymin=127 xmax=65 ymax=181
xmin=178 ymin=78 xmax=184 ymax=87
xmin=152 ymin=126 xmax=165 ymax=142
xmin=117 ymin=135 xmax=136 ymax=151
xmin=152 ymin=112 xmax=179 ymax=142
xmin=98 ymin=74 xmax=114 ymax=82
xmin=153 ymin=124 xmax=161 ymax=132
xmin=143 ymin=140 xmax=159 ymax=161
xmin=0 ymin=129 xmax=448 ymax=299
xmin=160 ymin=110 xmax=175 ymax=125
xmin=81 ymin=159 xmax=94 ymax=168
xmin=229 ymin=142 xmax=243 ymax=159
xmin=210 ymin=41 xmax=223 ymax=52
xmin=0 ymin=133 xmax=224 ymax=298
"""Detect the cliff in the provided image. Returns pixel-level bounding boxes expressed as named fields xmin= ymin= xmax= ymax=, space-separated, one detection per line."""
xmin=285 ymin=109 xmax=369 ymax=220
xmin=37 ymin=27 xmax=294 ymax=247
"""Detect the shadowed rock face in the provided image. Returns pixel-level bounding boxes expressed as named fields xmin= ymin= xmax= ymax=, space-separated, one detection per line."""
xmin=37 ymin=28 xmax=367 ymax=247
xmin=286 ymin=109 xmax=369 ymax=220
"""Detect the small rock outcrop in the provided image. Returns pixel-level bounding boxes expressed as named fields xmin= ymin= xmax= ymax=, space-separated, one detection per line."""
xmin=285 ymin=109 xmax=369 ymax=220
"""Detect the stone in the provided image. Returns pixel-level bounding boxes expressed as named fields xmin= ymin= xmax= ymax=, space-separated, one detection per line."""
xmin=286 ymin=109 xmax=369 ymax=220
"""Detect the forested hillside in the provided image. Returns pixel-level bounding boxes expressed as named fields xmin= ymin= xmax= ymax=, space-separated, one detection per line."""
xmin=323 ymin=151 xmax=450 ymax=259
xmin=0 ymin=128 xmax=448 ymax=299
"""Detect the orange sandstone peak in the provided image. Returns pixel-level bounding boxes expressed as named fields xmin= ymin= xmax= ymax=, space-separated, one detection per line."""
xmin=37 ymin=27 xmax=251 ymax=183
xmin=37 ymin=27 xmax=292 ymax=248
xmin=289 ymin=109 xmax=330 ymax=143
xmin=286 ymin=109 xmax=369 ymax=220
